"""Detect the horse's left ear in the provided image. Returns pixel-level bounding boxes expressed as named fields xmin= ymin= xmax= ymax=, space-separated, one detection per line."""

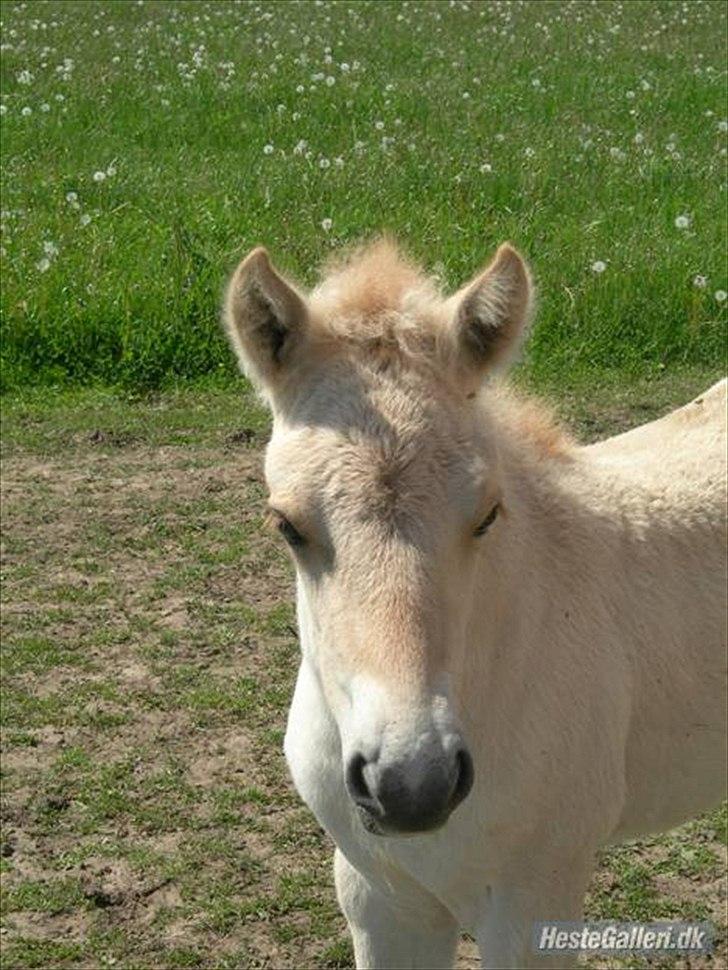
xmin=447 ymin=243 xmax=533 ymax=375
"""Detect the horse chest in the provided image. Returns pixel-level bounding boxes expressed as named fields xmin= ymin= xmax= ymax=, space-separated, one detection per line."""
xmin=283 ymin=658 xmax=353 ymax=839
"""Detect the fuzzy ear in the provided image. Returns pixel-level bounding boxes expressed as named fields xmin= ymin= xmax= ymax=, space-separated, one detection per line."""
xmin=224 ymin=247 xmax=308 ymax=393
xmin=447 ymin=243 xmax=533 ymax=376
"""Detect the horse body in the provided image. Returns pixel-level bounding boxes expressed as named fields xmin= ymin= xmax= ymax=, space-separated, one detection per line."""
xmin=224 ymin=239 xmax=726 ymax=969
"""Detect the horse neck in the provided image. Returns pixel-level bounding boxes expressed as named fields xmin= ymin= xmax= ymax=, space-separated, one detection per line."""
xmin=457 ymin=408 xmax=610 ymax=698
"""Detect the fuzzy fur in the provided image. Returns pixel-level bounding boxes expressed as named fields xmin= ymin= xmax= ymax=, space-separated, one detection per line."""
xmin=224 ymin=240 xmax=727 ymax=969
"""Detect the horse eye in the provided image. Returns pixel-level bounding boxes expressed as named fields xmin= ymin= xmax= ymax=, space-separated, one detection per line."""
xmin=276 ymin=515 xmax=305 ymax=548
xmin=474 ymin=503 xmax=500 ymax=537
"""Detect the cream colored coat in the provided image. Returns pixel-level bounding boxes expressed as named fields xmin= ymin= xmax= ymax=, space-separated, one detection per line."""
xmin=224 ymin=239 xmax=727 ymax=969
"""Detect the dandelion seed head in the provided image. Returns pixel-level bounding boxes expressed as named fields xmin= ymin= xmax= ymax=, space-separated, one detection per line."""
xmin=591 ymin=260 xmax=607 ymax=274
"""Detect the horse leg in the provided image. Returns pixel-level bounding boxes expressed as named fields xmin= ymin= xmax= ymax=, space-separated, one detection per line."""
xmin=334 ymin=848 xmax=459 ymax=970
xmin=475 ymin=848 xmax=594 ymax=969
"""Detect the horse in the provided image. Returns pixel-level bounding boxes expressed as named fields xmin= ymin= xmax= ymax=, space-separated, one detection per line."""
xmin=223 ymin=238 xmax=727 ymax=969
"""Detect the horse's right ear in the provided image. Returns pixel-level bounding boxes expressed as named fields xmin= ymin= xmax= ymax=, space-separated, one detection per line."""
xmin=224 ymin=247 xmax=308 ymax=396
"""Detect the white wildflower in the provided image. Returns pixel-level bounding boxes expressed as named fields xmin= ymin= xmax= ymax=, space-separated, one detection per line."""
xmin=591 ymin=260 xmax=607 ymax=274
xmin=674 ymin=214 xmax=690 ymax=229
xmin=321 ymin=217 xmax=332 ymax=232
xmin=93 ymin=170 xmax=106 ymax=182
xmin=262 ymin=144 xmax=274 ymax=155
xmin=693 ymin=275 xmax=707 ymax=288
xmin=715 ymin=290 xmax=727 ymax=303
xmin=36 ymin=257 xmax=51 ymax=272
xmin=80 ymin=213 xmax=91 ymax=226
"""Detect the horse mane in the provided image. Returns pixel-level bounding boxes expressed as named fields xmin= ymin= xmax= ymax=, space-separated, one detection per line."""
xmin=490 ymin=384 xmax=575 ymax=460
xmin=307 ymin=238 xmax=573 ymax=460
xmin=308 ymin=238 xmax=444 ymax=355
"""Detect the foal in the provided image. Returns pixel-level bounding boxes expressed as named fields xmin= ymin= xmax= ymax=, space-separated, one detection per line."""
xmin=224 ymin=239 xmax=727 ymax=969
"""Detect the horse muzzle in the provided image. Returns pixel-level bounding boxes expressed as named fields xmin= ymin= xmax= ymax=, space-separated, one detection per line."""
xmin=344 ymin=743 xmax=474 ymax=836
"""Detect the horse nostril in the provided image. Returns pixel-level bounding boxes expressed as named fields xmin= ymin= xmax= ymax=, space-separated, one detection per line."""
xmin=451 ymin=747 xmax=474 ymax=809
xmin=345 ymin=753 xmax=372 ymax=803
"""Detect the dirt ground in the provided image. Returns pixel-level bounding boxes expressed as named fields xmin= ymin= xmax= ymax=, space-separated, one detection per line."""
xmin=1 ymin=386 xmax=725 ymax=969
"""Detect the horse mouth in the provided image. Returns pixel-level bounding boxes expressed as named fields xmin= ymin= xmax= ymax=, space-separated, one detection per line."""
xmin=356 ymin=805 xmax=386 ymax=836
xmin=355 ymin=803 xmax=448 ymax=838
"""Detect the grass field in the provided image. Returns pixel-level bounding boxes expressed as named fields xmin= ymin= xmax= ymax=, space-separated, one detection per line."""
xmin=1 ymin=1 xmax=727 ymax=968
xmin=0 ymin=0 xmax=726 ymax=390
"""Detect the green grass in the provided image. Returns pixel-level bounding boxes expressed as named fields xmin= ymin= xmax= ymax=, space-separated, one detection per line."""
xmin=1 ymin=0 xmax=726 ymax=392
